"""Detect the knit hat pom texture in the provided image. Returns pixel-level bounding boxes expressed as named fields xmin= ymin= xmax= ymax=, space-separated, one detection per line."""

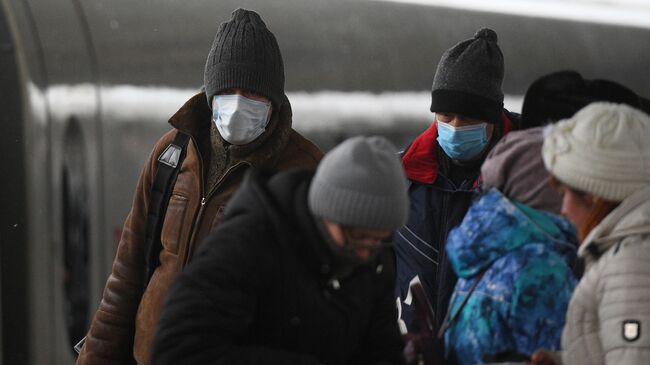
xmin=474 ymin=28 xmax=497 ymax=42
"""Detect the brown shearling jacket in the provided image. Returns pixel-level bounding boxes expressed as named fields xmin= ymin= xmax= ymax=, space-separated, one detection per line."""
xmin=76 ymin=92 xmax=322 ymax=365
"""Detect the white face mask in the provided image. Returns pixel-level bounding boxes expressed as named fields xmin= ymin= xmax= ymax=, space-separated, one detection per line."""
xmin=212 ymin=95 xmax=272 ymax=145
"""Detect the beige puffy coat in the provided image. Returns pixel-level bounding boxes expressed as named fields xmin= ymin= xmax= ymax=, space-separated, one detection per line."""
xmin=560 ymin=185 xmax=650 ymax=365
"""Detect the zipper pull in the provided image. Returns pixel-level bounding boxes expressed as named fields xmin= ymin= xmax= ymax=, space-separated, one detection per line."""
xmin=201 ymin=197 xmax=206 ymax=206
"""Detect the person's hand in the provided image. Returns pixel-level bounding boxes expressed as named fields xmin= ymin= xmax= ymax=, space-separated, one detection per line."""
xmin=403 ymin=333 xmax=432 ymax=365
xmin=403 ymin=335 xmax=419 ymax=365
xmin=402 ymin=333 xmax=444 ymax=365
xmin=525 ymin=350 xmax=556 ymax=365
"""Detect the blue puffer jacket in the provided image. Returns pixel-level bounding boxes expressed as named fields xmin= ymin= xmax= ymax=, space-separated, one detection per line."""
xmin=444 ymin=189 xmax=578 ymax=365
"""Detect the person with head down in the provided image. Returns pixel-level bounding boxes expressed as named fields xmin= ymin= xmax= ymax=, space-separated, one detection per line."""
xmin=151 ymin=136 xmax=409 ymax=365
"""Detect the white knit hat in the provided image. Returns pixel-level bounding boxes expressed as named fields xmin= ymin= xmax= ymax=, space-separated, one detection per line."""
xmin=542 ymin=102 xmax=650 ymax=202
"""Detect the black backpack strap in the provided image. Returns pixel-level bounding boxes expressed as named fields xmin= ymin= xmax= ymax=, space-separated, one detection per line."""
xmin=143 ymin=131 xmax=191 ymax=286
xmin=73 ymin=131 xmax=191 ymax=356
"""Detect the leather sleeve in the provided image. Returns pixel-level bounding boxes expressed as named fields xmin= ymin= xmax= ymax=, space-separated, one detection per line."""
xmin=76 ymin=135 xmax=166 ymax=365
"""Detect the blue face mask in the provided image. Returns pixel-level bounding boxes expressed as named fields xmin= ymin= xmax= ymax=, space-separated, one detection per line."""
xmin=436 ymin=120 xmax=488 ymax=160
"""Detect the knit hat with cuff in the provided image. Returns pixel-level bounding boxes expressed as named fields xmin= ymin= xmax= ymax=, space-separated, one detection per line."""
xmin=308 ymin=136 xmax=409 ymax=230
xmin=430 ymin=27 xmax=504 ymax=124
xmin=204 ymin=8 xmax=285 ymax=108
xmin=542 ymin=102 xmax=650 ymax=202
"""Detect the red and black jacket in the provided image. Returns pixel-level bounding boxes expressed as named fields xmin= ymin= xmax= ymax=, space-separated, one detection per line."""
xmin=394 ymin=110 xmax=519 ymax=332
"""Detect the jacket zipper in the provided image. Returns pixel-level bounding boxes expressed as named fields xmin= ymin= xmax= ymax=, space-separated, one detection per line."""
xmin=178 ymin=134 xmax=206 ymax=266
xmin=182 ymin=160 xmax=248 ymax=266
xmin=434 ymin=191 xmax=450 ymax=327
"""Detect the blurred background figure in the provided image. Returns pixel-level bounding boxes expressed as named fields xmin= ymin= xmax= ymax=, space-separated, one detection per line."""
xmin=530 ymin=102 xmax=650 ymax=365
xmin=444 ymin=127 xmax=578 ymax=365
xmin=152 ymin=137 xmax=408 ymax=365
xmin=521 ymin=70 xmax=650 ymax=128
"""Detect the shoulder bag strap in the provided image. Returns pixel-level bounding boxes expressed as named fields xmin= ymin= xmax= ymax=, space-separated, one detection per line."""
xmin=144 ymin=131 xmax=190 ymax=286
xmin=437 ymin=267 xmax=488 ymax=339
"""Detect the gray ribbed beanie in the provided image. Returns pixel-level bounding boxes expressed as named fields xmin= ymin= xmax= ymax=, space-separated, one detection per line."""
xmin=204 ymin=8 xmax=284 ymax=108
xmin=308 ymin=136 xmax=409 ymax=230
xmin=431 ymin=28 xmax=504 ymax=123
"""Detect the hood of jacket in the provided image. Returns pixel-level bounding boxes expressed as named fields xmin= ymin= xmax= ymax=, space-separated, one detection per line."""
xmin=446 ymin=188 xmax=578 ymax=278
xmin=224 ymin=169 xmax=390 ymax=282
xmin=580 ymin=185 xmax=650 ymax=266
xmin=221 ymin=169 xmax=335 ymax=274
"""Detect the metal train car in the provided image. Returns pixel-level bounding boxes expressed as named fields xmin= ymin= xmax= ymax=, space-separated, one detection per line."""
xmin=2 ymin=0 xmax=649 ymax=363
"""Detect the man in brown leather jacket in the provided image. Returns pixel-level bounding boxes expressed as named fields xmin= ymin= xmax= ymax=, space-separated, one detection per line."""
xmin=76 ymin=8 xmax=322 ymax=365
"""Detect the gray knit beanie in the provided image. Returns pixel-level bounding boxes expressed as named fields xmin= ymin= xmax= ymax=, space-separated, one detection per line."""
xmin=204 ymin=8 xmax=284 ymax=108
xmin=481 ymin=127 xmax=562 ymax=214
xmin=308 ymin=136 xmax=409 ymax=230
xmin=431 ymin=28 xmax=504 ymax=124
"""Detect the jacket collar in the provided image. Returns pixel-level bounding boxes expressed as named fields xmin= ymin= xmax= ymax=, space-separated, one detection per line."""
xmin=580 ymin=185 xmax=650 ymax=266
xmin=242 ymin=170 xmax=335 ymax=279
xmin=402 ymin=110 xmax=514 ymax=184
xmin=245 ymin=169 xmax=383 ymax=286
xmin=168 ymin=91 xmax=212 ymax=139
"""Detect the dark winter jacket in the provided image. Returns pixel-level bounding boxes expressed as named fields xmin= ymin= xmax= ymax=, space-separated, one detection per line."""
xmin=444 ymin=189 xmax=578 ymax=365
xmin=77 ymin=92 xmax=322 ymax=365
xmin=395 ymin=111 xmax=518 ymax=332
xmin=151 ymin=169 xmax=405 ymax=365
